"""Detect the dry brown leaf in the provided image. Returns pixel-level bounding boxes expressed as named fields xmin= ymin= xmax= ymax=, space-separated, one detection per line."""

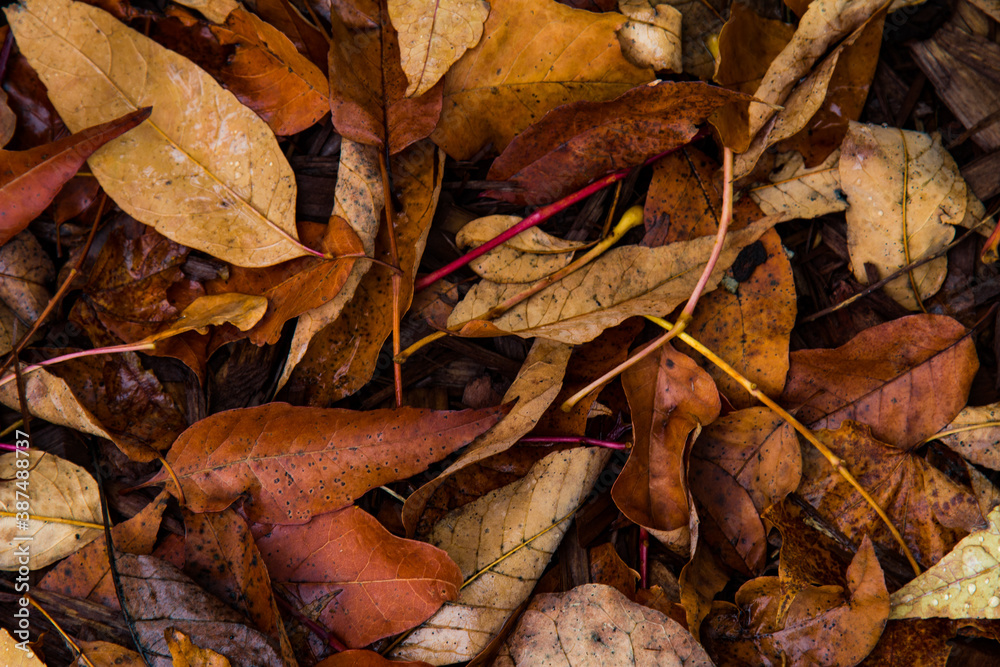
xmin=277 ymin=140 xmax=386 ymax=386
xmin=0 ymin=367 xmax=113 ymax=444
xmin=173 ymin=0 xmax=237 ymax=23
xmin=495 ymin=584 xmax=713 ymax=666
xmin=801 ymin=421 xmax=984 ymax=567
xmin=117 ymin=552 xmax=285 ymax=667
xmin=455 ymin=215 xmax=584 ymax=284
xmin=447 ymin=215 xmax=778 ymax=344
xmin=75 ymin=641 xmax=145 ymax=666
xmin=0 ymin=627 xmax=45 ymax=665
xmin=749 ymin=149 xmax=846 ymax=222
xmin=683 ymin=228 xmax=795 ymax=408
xmin=663 ymin=0 xmax=724 ymax=79
xmin=279 ymin=141 xmax=444 ymax=402
xmin=402 ymin=338 xmax=572 ymax=536
xmin=588 ymin=543 xmax=639 ymax=599
xmin=890 ymin=505 xmax=1000 ymax=620
xmin=0 ymin=232 xmax=55 ymax=323
xmin=734 ymin=5 xmax=888 ymax=179
xmin=5 ymin=0 xmax=307 ymax=267
xmin=166 ymin=628 xmax=233 ymax=667
xmin=389 ymin=447 xmax=610 ymax=664
xmin=714 ymin=2 xmax=794 ymax=95
xmin=744 ymin=0 xmax=887 ymax=141
xmin=145 ymin=293 xmax=268 ymax=344
xmin=694 ymin=407 xmax=801 ymax=513
xmin=841 ymin=123 xmax=967 ymax=310
xmin=616 ymin=0 xmax=682 ymax=72
xmin=429 ymin=0 xmax=653 ymax=159
xmin=387 ymin=0 xmax=489 ymax=98
xmin=780 ymin=314 xmax=978 ymax=449
xmin=935 ymin=403 xmax=1000 ymax=470
xmin=0 ymin=451 xmax=102 ymax=570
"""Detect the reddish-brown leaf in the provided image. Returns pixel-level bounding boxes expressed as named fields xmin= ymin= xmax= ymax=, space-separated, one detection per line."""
xmin=780 ymin=314 xmax=978 ymax=448
xmin=613 ymin=344 xmax=721 ymax=532
xmin=0 ymin=107 xmax=149 ymax=246
xmin=244 ymin=0 xmax=328 ymax=70
xmin=588 ymin=543 xmax=639 ymax=599
xmin=714 ymin=2 xmax=794 ymax=95
xmin=484 ymin=81 xmax=752 ymax=206
xmin=315 ymin=652 xmax=432 ymax=667
xmin=690 ymin=457 xmax=767 ymax=575
xmin=256 ymin=505 xmax=463 ymax=648
xmin=206 ymin=218 xmax=364 ymax=346
xmin=703 ymin=537 xmax=889 ymax=666
xmin=800 ymin=420 xmax=984 ymax=567
xmin=327 ymin=1 xmax=443 ymax=154
xmin=147 ymin=402 xmax=507 ymax=523
xmin=182 ymin=508 xmax=296 ymax=666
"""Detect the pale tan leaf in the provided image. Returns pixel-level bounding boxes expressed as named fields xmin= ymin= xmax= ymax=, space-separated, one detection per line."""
xmin=0 ymin=231 xmax=55 ymax=323
xmin=841 ymin=122 xmax=966 ymax=310
xmin=890 ymin=505 xmax=1000 ymax=620
xmin=447 ymin=215 xmax=777 ymax=344
xmin=0 ymin=368 xmax=112 ymax=442
xmin=278 ymin=140 xmax=386 ymax=386
xmin=387 ymin=0 xmax=489 ymax=98
xmin=750 ymin=150 xmax=846 ymax=221
xmin=0 ymin=451 xmax=102 ymax=570
xmin=746 ymin=0 xmax=886 ymax=140
xmin=5 ymin=0 xmax=306 ymax=267
xmin=145 ymin=293 xmax=268 ymax=343
xmin=402 ymin=338 xmax=572 ymax=535
xmin=496 ymin=584 xmax=713 ymax=666
xmin=389 ymin=447 xmax=610 ymax=665
xmin=935 ymin=402 xmax=1000 ymax=471
xmin=617 ymin=0 xmax=682 ymax=72
xmin=172 ymin=0 xmax=238 ymax=23
xmin=455 ymin=215 xmax=584 ymax=284
xmin=0 ymin=628 xmax=45 ymax=666
xmin=166 ymin=628 xmax=233 ymax=667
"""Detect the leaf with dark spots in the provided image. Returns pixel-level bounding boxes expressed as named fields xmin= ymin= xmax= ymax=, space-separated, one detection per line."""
xmin=0 ymin=107 xmax=149 ymax=246
xmin=256 ymin=505 xmax=463 ymax=648
xmin=484 ymin=81 xmax=752 ymax=206
xmin=146 ymin=402 xmax=508 ymax=523
xmin=780 ymin=314 xmax=979 ymax=448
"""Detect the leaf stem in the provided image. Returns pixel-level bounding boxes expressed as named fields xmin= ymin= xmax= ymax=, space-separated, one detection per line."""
xmin=28 ymin=596 xmax=97 ymax=667
xmin=519 ymin=436 xmax=630 ymax=450
xmin=0 ymin=342 xmax=156 ymax=391
xmin=561 ymin=147 xmax=735 ymax=411
xmin=413 ymin=131 xmax=709 ymax=293
xmin=643 ymin=314 xmax=922 ymax=576
xmin=378 ymin=151 xmax=404 ymax=407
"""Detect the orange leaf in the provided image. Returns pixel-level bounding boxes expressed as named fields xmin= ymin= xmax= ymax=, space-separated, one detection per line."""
xmin=147 ymin=402 xmax=507 ymax=523
xmin=256 ymin=506 xmax=463 ymax=647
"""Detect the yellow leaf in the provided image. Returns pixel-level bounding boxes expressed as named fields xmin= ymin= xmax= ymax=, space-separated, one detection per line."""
xmin=5 ymin=0 xmax=306 ymax=267
xmin=144 ymin=293 xmax=268 ymax=343
xmin=456 ymin=215 xmax=585 ymax=284
xmin=172 ymin=0 xmax=238 ymax=23
xmin=166 ymin=628 xmax=233 ymax=667
xmin=0 ymin=628 xmax=46 ymax=666
xmin=0 ymin=451 xmax=103 ymax=570
xmin=429 ymin=0 xmax=653 ymax=159
xmin=890 ymin=506 xmax=1000 ymax=620
xmin=840 ymin=123 xmax=965 ymax=310
xmin=387 ymin=0 xmax=490 ymax=98
xmin=447 ymin=215 xmax=777 ymax=344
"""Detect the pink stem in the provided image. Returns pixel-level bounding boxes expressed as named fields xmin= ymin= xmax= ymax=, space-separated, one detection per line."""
xmin=0 ymin=342 xmax=156 ymax=389
xmin=414 ymin=130 xmax=709 ymax=293
xmin=275 ymin=594 xmax=346 ymax=653
xmin=0 ymin=443 xmax=17 ymax=451
xmin=639 ymin=527 xmax=649 ymax=588
xmin=519 ymin=436 xmax=629 ymax=450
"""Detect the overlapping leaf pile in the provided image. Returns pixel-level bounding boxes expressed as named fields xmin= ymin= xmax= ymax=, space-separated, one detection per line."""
xmin=1 ymin=0 xmax=1000 ymax=664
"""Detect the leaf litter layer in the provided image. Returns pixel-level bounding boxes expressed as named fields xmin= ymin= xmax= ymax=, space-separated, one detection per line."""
xmin=2 ymin=0 xmax=1000 ymax=665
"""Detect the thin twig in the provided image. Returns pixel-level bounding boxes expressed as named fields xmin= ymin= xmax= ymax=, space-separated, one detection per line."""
xmin=562 ymin=147 xmax=735 ymax=411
